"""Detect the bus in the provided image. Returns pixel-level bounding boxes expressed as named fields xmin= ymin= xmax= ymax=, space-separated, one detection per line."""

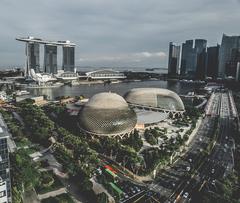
xmin=109 ymin=182 xmax=123 ymax=200
xmin=104 ymin=168 xmax=118 ymax=183
xmin=104 ymin=165 xmax=117 ymax=173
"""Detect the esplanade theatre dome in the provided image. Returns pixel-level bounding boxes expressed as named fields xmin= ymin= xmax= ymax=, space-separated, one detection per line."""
xmin=124 ymin=88 xmax=185 ymax=112
xmin=78 ymin=92 xmax=137 ymax=137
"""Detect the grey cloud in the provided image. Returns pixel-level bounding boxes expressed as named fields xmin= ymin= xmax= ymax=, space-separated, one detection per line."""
xmin=0 ymin=0 xmax=239 ymax=68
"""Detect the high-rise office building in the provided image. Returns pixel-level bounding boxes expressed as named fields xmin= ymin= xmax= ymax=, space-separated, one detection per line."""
xmin=62 ymin=46 xmax=75 ymax=72
xmin=26 ymin=42 xmax=40 ymax=75
xmin=195 ymin=39 xmax=207 ymax=54
xmin=0 ymin=114 xmax=11 ymax=203
xmin=16 ymin=37 xmax=76 ymax=78
xmin=218 ymin=34 xmax=240 ymax=78
xmin=168 ymin=42 xmax=181 ymax=77
xmin=236 ymin=62 xmax=240 ymax=82
xmin=225 ymin=48 xmax=240 ymax=78
xmin=195 ymin=39 xmax=207 ymax=80
xmin=44 ymin=45 xmax=57 ymax=74
xmin=180 ymin=39 xmax=208 ymax=79
xmin=180 ymin=40 xmax=195 ymax=76
xmin=206 ymin=45 xmax=220 ymax=79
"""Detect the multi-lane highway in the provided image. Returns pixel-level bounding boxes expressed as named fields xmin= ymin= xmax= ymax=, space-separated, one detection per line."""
xmin=144 ymin=89 xmax=237 ymax=203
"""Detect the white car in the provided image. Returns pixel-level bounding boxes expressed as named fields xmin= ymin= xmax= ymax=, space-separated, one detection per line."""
xmin=183 ymin=192 xmax=189 ymax=198
xmin=211 ymin=180 xmax=216 ymax=185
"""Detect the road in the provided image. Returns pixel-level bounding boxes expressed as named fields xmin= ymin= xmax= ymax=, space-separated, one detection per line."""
xmin=143 ymin=90 xmax=237 ymax=203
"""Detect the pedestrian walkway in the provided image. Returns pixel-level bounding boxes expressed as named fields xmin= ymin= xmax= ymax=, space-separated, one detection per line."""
xmin=37 ymin=187 xmax=66 ymax=200
xmin=91 ymin=178 xmax=115 ymax=203
xmin=23 ymin=189 xmax=40 ymax=203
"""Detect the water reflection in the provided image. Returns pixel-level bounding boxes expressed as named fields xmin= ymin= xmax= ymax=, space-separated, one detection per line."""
xmin=27 ymin=80 xmax=201 ymax=100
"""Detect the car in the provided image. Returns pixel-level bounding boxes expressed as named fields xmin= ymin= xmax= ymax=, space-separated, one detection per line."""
xmin=130 ymin=188 xmax=136 ymax=194
xmin=189 ymin=158 xmax=192 ymax=163
xmin=186 ymin=166 xmax=191 ymax=171
xmin=124 ymin=194 xmax=129 ymax=199
xmin=134 ymin=186 xmax=141 ymax=192
xmin=146 ymin=191 xmax=152 ymax=197
xmin=183 ymin=192 xmax=189 ymax=198
xmin=211 ymin=168 xmax=215 ymax=174
xmin=211 ymin=179 xmax=216 ymax=185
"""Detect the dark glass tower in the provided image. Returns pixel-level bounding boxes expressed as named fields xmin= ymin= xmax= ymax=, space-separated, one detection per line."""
xmin=206 ymin=45 xmax=220 ymax=79
xmin=195 ymin=39 xmax=207 ymax=80
xmin=218 ymin=34 xmax=240 ymax=78
xmin=44 ymin=45 xmax=57 ymax=74
xmin=195 ymin=39 xmax=207 ymax=54
xmin=225 ymin=48 xmax=240 ymax=78
xmin=168 ymin=42 xmax=181 ymax=77
xmin=62 ymin=46 xmax=75 ymax=72
xmin=180 ymin=40 xmax=194 ymax=76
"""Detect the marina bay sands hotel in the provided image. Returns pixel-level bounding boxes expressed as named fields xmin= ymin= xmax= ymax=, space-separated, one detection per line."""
xmin=16 ymin=37 xmax=76 ymax=76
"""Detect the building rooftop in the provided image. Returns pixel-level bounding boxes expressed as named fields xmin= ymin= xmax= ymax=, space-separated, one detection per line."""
xmin=136 ymin=110 xmax=169 ymax=125
xmin=16 ymin=37 xmax=76 ymax=46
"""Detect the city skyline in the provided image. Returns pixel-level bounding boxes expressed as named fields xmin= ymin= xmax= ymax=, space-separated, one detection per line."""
xmin=0 ymin=0 xmax=240 ymax=68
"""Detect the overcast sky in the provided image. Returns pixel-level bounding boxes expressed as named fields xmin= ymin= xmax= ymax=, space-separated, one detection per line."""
xmin=0 ymin=0 xmax=240 ymax=69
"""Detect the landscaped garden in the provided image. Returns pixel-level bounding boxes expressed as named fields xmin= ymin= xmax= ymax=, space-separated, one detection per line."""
xmin=35 ymin=170 xmax=63 ymax=194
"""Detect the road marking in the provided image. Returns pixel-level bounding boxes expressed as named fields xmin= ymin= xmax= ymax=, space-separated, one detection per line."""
xmin=198 ymin=180 xmax=206 ymax=191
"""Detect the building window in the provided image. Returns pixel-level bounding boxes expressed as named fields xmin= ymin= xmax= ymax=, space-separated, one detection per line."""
xmin=0 ymin=190 xmax=6 ymax=197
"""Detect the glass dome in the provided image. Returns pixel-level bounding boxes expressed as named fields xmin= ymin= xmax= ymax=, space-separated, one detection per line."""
xmin=124 ymin=88 xmax=185 ymax=111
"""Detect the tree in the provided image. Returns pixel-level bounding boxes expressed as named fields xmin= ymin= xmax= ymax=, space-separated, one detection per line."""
xmin=97 ymin=192 xmax=109 ymax=203
xmin=121 ymin=130 xmax=143 ymax=151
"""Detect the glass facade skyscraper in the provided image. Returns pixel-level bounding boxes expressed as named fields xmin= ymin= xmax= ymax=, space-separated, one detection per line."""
xmin=195 ymin=39 xmax=207 ymax=80
xmin=168 ymin=42 xmax=180 ymax=76
xmin=218 ymin=34 xmax=240 ymax=78
xmin=44 ymin=45 xmax=57 ymax=74
xmin=225 ymin=48 xmax=240 ymax=78
xmin=195 ymin=39 xmax=207 ymax=54
xmin=206 ymin=45 xmax=220 ymax=79
xmin=26 ymin=42 xmax=40 ymax=74
xmin=62 ymin=46 xmax=75 ymax=72
xmin=180 ymin=40 xmax=195 ymax=76
xmin=180 ymin=39 xmax=207 ymax=79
